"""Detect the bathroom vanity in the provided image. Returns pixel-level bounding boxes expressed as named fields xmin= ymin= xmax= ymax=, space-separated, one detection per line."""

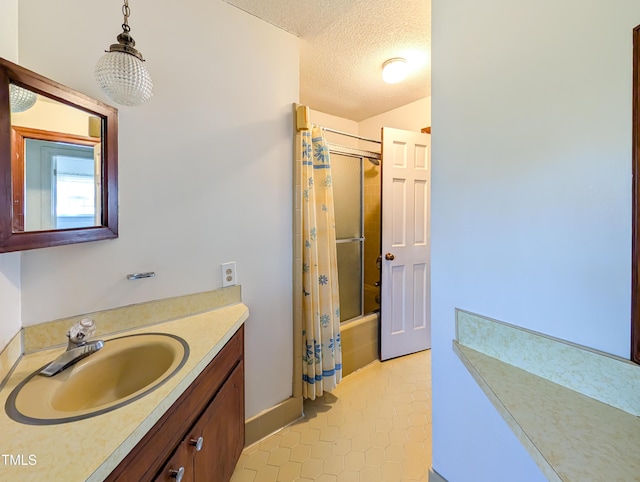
xmin=0 ymin=295 xmax=248 ymax=482
xmin=106 ymin=326 xmax=244 ymax=482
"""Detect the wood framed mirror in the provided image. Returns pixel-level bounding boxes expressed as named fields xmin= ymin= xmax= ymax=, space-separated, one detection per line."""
xmin=632 ymin=24 xmax=640 ymax=364
xmin=0 ymin=57 xmax=118 ymax=252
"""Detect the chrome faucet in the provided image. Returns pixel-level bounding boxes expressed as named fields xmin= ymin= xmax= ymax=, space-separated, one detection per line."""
xmin=39 ymin=318 xmax=104 ymax=377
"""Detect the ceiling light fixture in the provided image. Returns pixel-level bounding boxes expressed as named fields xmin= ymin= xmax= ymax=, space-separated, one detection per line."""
xmin=9 ymin=84 xmax=37 ymax=113
xmin=95 ymin=0 xmax=153 ymax=107
xmin=382 ymin=58 xmax=408 ymax=84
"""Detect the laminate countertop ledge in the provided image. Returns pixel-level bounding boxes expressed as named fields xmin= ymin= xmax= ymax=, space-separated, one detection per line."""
xmin=454 ymin=341 xmax=640 ymax=482
xmin=0 ymin=302 xmax=249 ymax=482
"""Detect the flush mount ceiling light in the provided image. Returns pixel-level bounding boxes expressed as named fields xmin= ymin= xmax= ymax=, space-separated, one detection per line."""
xmin=95 ymin=0 xmax=153 ymax=107
xmin=382 ymin=58 xmax=408 ymax=84
xmin=9 ymin=84 xmax=37 ymax=113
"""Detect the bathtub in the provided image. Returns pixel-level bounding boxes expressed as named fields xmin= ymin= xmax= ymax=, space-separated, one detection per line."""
xmin=341 ymin=312 xmax=379 ymax=377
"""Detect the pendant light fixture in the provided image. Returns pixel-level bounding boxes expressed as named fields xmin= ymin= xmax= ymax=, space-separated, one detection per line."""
xmin=9 ymin=84 xmax=37 ymax=113
xmin=95 ymin=0 xmax=153 ymax=107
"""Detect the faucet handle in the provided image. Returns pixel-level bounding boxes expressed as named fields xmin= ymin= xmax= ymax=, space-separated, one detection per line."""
xmin=68 ymin=318 xmax=97 ymax=343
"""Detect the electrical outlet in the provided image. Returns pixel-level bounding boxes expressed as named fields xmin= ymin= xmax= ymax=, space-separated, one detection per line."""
xmin=221 ymin=261 xmax=237 ymax=287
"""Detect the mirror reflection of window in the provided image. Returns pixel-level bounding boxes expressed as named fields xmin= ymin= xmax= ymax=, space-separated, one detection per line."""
xmin=24 ymin=140 xmax=98 ymax=231
xmin=55 ymin=155 xmax=97 ymax=226
xmin=10 ymin=84 xmax=104 ymax=233
xmin=12 ymin=126 xmax=102 ymax=233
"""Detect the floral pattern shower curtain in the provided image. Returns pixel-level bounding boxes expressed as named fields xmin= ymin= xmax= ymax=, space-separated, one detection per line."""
xmin=301 ymin=126 xmax=342 ymax=399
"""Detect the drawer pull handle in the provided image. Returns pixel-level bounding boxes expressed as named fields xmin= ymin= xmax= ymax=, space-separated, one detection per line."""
xmin=190 ymin=436 xmax=204 ymax=451
xmin=169 ymin=467 xmax=185 ymax=482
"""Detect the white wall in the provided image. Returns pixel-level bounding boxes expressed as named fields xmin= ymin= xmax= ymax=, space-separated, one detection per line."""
xmin=310 ymin=97 xmax=430 ymax=147
xmin=0 ymin=0 xmax=21 ymax=353
xmin=310 ymin=97 xmax=430 ymax=152
xmin=0 ymin=0 xmax=17 ymax=63
xmin=0 ymin=254 xmax=20 ymax=352
xmin=15 ymin=0 xmax=299 ymax=419
xmin=12 ymin=100 xmax=94 ymax=137
xmin=359 ymin=96 xmax=430 ymax=140
xmin=431 ymin=1 xmax=640 ymax=481
xmin=309 ymin=108 xmax=359 ymax=147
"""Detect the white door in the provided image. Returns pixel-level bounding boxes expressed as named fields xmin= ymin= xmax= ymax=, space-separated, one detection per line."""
xmin=380 ymin=127 xmax=431 ymax=360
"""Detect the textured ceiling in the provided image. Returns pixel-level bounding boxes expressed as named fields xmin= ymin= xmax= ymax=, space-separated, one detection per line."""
xmin=223 ymin=0 xmax=431 ymax=121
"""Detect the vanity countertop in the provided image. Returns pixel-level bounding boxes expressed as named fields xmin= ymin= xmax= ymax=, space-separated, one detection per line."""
xmin=454 ymin=341 xmax=640 ymax=482
xmin=0 ymin=302 xmax=248 ymax=482
xmin=454 ymin=309 xmax=640 ymax=481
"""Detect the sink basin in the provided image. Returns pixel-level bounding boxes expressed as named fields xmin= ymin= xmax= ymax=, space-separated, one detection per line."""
xmin=5 ymin=333 xmax=189 ymax=425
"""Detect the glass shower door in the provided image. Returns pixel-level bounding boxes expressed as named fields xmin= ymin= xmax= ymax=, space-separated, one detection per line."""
xmin=331 ymin=152 xmax=363 ymax=322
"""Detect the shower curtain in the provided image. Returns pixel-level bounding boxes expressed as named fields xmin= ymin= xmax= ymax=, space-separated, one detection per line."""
xmin=301 ymin=126 xmax=342 ymax=399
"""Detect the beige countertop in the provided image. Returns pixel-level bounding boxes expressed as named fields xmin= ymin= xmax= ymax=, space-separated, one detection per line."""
xmin=0 ymin=302 xmax=248 ymax=482
xmin=454 ymin=341 xmax=640 ymax=482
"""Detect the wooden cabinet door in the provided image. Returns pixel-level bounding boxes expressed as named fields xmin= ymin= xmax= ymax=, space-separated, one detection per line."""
xmin=153 ymin=440 xmax=194 ymax=482
xmin=194 ymin=361 xmax=244 ymax=482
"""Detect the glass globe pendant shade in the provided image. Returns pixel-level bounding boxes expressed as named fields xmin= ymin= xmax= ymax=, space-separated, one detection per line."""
xmin=95 ymin=49 xmax=153 ymax=107
xmin=95 ymin=0 xmax=153 ymax=109
xmin=9 ymin=84 xmax=37 ymax=113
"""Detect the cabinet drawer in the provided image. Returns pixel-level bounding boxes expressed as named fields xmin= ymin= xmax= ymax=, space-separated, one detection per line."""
xmin=153 ymin=441 xmax=194 ymax=482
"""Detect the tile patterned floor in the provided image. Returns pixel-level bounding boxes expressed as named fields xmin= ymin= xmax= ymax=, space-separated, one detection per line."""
xmin=231 ymin=350 xmax=432 ymax=482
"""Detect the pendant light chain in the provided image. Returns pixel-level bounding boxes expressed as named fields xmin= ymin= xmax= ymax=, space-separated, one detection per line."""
xmin=122 ymin=1 xmax=131 ymax=33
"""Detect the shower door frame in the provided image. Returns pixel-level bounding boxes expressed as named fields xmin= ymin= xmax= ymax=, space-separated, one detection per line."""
xmin=328 ymin=143 xmax=381 ymax=324
xmin=331 ymin=147 xmax=365 ymax=323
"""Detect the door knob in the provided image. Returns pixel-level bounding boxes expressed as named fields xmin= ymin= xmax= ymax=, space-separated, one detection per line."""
xmin=385 ymin=253 xmax=395 ymax=261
